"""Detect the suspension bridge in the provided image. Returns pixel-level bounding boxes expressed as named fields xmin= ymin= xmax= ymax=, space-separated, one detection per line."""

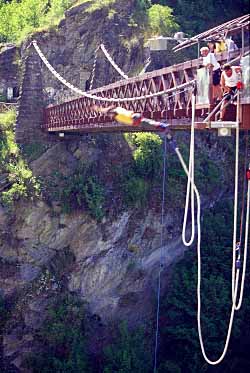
xmin=29 ymin=14 xmax=249 ymax=135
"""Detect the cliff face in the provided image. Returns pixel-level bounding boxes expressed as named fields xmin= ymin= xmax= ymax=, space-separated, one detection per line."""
xmin=0 ymin=2 xmax=237 ymax=371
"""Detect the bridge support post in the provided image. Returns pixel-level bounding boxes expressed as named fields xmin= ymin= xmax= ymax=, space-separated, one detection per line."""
xmin=15 ymin=49 xmax=50 ymax=145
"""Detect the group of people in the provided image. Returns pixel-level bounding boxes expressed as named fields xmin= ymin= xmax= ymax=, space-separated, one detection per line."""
xmin=200 ymin=38 xmax=241 ymax=120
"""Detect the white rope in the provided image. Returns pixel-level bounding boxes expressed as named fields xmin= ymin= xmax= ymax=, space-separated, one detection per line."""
xmin=178 ymin=91 xmax=245 ymax=364
xmin=232 ymin=92 xmax=240 ymax=301
xmin=32 ymin=40 xmax=195 ymax=103
xmin=182 ymin=94 xmax=196 ymax=246
xmin=100 ymin=43 xmax=129 ymax=79
xmin=139 ymin=57 xmax=151 ymax=76
xmin=234 ymin=166 xmax=250 ymax=310
xmin=175 ymin=145 xmax=241 ymax=365
xmin=89 ymin=46 xmax=99 ymax=90
xmin=101 ymin=44 xmax=151 ymax=77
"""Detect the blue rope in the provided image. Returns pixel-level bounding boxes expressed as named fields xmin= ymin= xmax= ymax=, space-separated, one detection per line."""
xmin=153 ymin=133 xmax=167 ymax=373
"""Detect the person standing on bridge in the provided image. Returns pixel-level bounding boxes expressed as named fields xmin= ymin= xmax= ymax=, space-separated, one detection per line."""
xmin=219 ymin=63 xmax=242 ymax=120
xmin=200 ymin=46 xmax=222 ymax=103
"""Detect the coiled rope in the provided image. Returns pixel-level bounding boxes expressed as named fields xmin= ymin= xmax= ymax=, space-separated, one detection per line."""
xmin=175 ymin=142 xmax=241 ymax=365
xmin=179 ymin=91 xmax=249 ymax=364
xmin=31 ymin=40 xmax=195 ymax=103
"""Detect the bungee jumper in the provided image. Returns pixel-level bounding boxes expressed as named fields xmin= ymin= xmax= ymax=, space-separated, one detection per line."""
xmin=93 ymin=105 xmax=170 ymax=131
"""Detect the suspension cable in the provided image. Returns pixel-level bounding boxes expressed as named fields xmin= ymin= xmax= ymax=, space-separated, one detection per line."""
xmin=139 ymin=57 xmax=151 ymax=76
xmin=89 ymin=46 xmax=100 ymax=90
xmin=100 ymin=44 xmax=129 ymax=79
xmin=31 ymin=40 xmax=195 ymax=103
xmin=153 ymin=134 xmax=167 ymax=373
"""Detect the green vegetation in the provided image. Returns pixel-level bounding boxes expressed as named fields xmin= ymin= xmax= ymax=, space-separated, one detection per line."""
xmin=0 ymin=0 xmax=74 ymax=43
xmin=125 ymin=133 xmax=163 ymax=180
xmin=0 ymin=110 xmax=40 ymax=207
xmin=44 ymin=164 xmax=105 ymax=220
xmin=147 ymin=4 xmax=178 ymax=36
xmin=152 ymin=0 xmax=249 ymax=36
xmin=0 ymin=0 xmax=179 ymax=44
xmin=158 ymin=200 xmax=250 ymax=372
xmin=122 ymin=133 xmax=222 ymax=209
xmin=21 ymin=142 xmax=48 ymax=162
xmin=123 ymin=175 xmax=149 ymax=208
xmin=103 ymin=321 xmax=152 ymax=373
xmin=25 ymin=294 xmax=92 ymax=373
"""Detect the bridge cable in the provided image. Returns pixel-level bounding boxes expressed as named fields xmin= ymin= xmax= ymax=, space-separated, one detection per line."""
xmin=153 ymin=134 xmax=167 ymax=373
xmin=100 ymin=44 xmax=129 ymax=79
xmin=100 ymin=44 xmax=151 ymax=78
xmin=89 ymin=46 xmax=100 ymax=90
xmin=139 ymin=57 xmax=151 ymax=76
xmin=31 ymin=40 xmax=195 ymax=103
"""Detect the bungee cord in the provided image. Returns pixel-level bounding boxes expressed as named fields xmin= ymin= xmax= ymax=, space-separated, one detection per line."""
xmin=173 ymin=135 xmax=241 ymax=365
xmin=178 ymin=90 xmax=250 ymax=365
xmin=234 ymin=162 xmax=250 ymax=310
xmin=182 ymin=93 xmax=196 ymax=246
xmin=153 ymin=134 xmax=167 ymax=373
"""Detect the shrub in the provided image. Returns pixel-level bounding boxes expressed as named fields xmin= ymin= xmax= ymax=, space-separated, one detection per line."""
xmin=123 ymin=175 xmax=149 ymax=208
xmin=103 ymin=321 xmax=152 ymax=373
xmin=45 ymin=167 xmax=105 ymax=220
xmin=25 ymin=294 xmax=91 ymax=373
xmin=147 ymin=4 xmax=179 ymax=36
xmin=0 ymin=110 xmax=40 ymax=207
xmin=125 ymin=132 xmax=163 ymax=180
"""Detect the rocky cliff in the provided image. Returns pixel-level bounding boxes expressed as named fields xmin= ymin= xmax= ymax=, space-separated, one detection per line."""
xmin=0 ymin=2 xmax=239 ymax=371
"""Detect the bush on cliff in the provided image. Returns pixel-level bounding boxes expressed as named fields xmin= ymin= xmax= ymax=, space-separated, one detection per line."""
xmin=0 ymin=109 xmax=40 ymax=207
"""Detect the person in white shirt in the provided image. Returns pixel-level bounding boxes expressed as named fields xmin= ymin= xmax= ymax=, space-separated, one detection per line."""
xmin=220 ymin=63 xmax=241 ymax=119
xmin=225 ymin=37 xmax=238 ymax=61
xmin=200 ymin=47 xmax=222 ymax=102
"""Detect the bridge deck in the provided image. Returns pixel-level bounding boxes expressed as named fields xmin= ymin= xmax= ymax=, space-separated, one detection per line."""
xmin=42 ymin=48 xmax=250 ymax=133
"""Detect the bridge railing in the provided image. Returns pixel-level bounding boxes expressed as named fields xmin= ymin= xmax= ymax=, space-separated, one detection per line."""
xmin=43 ymin=49 xmax=242 ymax=132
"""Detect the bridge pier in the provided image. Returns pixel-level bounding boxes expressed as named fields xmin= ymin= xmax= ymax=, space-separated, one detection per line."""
xmin=15 ymin=49 xmax=51 ymax=145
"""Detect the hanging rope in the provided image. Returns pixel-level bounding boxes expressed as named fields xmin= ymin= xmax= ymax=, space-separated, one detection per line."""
xmin=178 ymin=90 xmax=246 ymax=364
xmin=182 ymin=93 xmax=196 ymax=246
xmin=234 ymin=141 xmax=250 ymax=311
xmin=173 ymin=140 xmax=241 ymax=365
xmin=234 ymin=163 xmax=250 ymax=310
xmin=231 ymin=92 xmax=240 ymax=302
xmin=100 ymin=44 xmax=129 ymax=79
xmin=153 ymin=134 xmax=167 ymax=373
xmin=31 ymin=40 xmax=195 ymax=103
xmin=89 ymin=46 xmax=100 ymax=90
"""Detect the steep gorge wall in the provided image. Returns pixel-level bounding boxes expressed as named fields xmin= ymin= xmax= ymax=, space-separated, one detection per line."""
xmin=0 ymin=2 xmax=239 ymax=371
